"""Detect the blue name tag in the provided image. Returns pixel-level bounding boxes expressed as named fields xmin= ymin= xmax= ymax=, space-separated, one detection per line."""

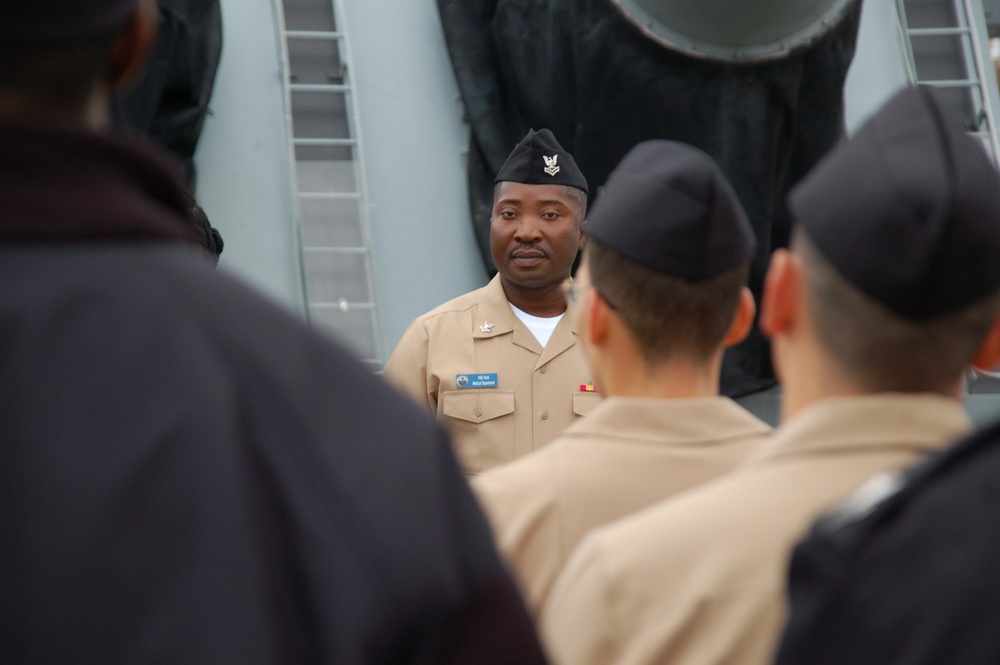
xmin=456 ymin=373 xmax=499 ymax=389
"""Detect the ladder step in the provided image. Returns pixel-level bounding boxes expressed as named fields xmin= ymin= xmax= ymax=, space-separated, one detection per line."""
xmin=290 ymin=83 xmax=350 ymax=93
xmin=303 ymin=246 xmax=370 ymax=255
xmin=297 ymin=192 xmax=362 ymax=201
xmin=899 ymin=2 xmax=1000 ymax=175
xmin=907 ymin=27 xmax=971 ymax=37
xmin=309 ymin=302 xmax=377 ymax=311
xmin=294 ymin=138 xmax=357 ymax=147
xmin=285 ymin=30 xmax=343 ymax=40
xmin=917 ymin=79 xmax=981 ymax=88
xmin=283 ymin=4 xmax=382 ymax=366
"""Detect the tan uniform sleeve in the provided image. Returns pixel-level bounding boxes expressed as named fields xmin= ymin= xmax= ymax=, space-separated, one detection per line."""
xmin=383 ymin=319 xmax=436 ymax=414
xmin=541 ymin=535 xmax=618 ymax=665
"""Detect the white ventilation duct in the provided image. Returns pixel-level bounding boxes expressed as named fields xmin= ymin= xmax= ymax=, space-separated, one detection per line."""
xmin=612 ymin=0 xmax=858 ymax=62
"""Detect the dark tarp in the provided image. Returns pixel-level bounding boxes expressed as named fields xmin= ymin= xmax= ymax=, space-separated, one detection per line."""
xmin=112 ymin=0 xmax=223 ymax=259
xmin=112 ymin=0 xmax=223 ymax=191
xmin=437 ymin=0 xmax=863 ymax=396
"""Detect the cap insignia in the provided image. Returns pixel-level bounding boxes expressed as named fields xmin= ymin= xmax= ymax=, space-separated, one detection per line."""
xmin=543 ymin=154 xmax=560 ymax=176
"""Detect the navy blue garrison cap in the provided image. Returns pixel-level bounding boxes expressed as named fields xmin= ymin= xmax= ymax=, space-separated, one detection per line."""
xmin=586 ymin=140 xmax=756 ymax=278
xmin=495 ymin=129 xmax=589 ymax=195
xmin=0 ymin=0 xmax=138 ymax=46
xmin=789 ymin=85 xmax=1000 ymax=320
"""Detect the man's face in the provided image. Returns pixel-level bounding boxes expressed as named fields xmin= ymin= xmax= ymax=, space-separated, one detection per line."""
xmin=490 ymin=181 xmax=585 ymax=290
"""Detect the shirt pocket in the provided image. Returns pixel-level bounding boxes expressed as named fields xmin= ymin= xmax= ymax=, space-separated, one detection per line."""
xmin=441 ymin=390 xmax=516 ymax=474
xmin=572 ymin=392 xmax=603 ymax=418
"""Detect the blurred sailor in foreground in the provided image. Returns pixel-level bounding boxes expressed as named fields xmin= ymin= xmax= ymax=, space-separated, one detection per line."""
xmin=0 ymin=1 xmax=546 ymax=662
xmin=541 ymin=86 xmax=1000 ymax=665
xmin=773 ymin=113 xmax=1000 ymax=665
xmin=472 ymin=140 xmax=772 ymax=613
xmin=775 ymin=405 xmax=1000 ymax=664
xmin=385 ymin=128 xmax=600 ymax=474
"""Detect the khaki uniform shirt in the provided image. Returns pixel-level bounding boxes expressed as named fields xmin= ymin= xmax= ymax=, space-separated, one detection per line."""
xmin=472 ymin=396 xmax=772 ymax=614
xmin=541 ymin=395 xmax=972 ymax=665
xmin=384 ymin=275 xmax=600 ymax=474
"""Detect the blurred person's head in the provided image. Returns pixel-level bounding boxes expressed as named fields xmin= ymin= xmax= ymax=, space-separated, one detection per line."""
xmin=762 ymin=86 xmax=1000 ymax=420
xmin=570 ymin=140 xmax=756 ymax=398
xmin=0 ymin=0 xmax=157 ymax=128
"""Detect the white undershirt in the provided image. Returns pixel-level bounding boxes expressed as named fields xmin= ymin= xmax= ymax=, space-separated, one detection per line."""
xmin=509 ymin=303 xmax=564 ymax=348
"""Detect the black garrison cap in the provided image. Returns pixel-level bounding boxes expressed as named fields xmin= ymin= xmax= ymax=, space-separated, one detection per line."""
xmin=585 ymin=140 xmax=755 ymax=278
xmin=0 ymin=0 xmax=138 ymax=46
xmin=495 ymin=129 xmax=589 ymax=195
xmin=789 ymin=85 xmax=1000 ymax=320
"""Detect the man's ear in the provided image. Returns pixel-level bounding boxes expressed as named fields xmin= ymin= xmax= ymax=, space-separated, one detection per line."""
xmin=971 ymin=312 xmax=1000 ymax=373
xmin=723 ymin=287 xmax=756 ymax=347
xmin=577 ymin=221 xmax=586 ymax=251
xmin=107 ymin=0 xmax=159 ymax=90
xmin=585 ymin=290 xmax=610 ymax=347
xmin=759 ymin=249 xmax=803 ymax=340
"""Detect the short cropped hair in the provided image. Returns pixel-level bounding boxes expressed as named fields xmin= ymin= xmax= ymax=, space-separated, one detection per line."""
xmin=796 ymin=229 xmax=1000 ymax=393
xmin=493 ymin=182 xmax=588 ymax=218
xmin=0 ymin=34 xmax=117 ymax=116
xmin=585 ymin=237 xmax=750 ymax=364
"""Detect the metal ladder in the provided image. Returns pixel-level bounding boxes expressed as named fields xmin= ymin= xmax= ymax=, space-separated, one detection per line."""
xmin=274 ymin=0 xmax=383 ymax=371
xmin=897 ymin=0 xmax=1000 ymax=388
xmin=896 ymin=0 xmax=1000 ymax=161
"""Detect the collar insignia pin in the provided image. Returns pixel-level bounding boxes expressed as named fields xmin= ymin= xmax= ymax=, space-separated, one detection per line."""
xmin=480 ymin=321 xmax=495 ymax=333
xmin=543 ymin=154 xmax=560 ymax=176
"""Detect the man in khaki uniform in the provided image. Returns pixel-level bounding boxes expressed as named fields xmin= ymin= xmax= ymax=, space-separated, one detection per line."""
xmin=385 ymin=129 xmax=600 ymax=474
xmin=472 ymin=141 xmax=772 ymax=613
xmin=541 ymin=86 xmax=1000 ymax=665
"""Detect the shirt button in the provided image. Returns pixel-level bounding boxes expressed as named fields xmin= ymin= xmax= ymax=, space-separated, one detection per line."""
xmin=474 ymin=407 xmax=483 ymax=417
xmin=541 ymin=411 xmax=549 ymax=420
xmin=540 ymin=366 xmax=548 ymax=374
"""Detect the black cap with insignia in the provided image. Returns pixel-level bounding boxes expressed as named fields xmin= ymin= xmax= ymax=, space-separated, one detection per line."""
xmin=0 ymin=0 xmax=138 ymax=46
xmin=585 ymin=140 xmax=756 ymax=278
xmin=494 ymin=128 xmax=589 ymax=195
xmin=789 ymin=85 xmax=1000 ymax=320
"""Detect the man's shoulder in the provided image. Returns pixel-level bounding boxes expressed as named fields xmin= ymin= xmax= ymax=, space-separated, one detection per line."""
xmin=411 ymin=284 xmax=492 ymax=324
xmin=563 ymin=396 xmax=772 ymax=443
xmin=473 ymin=443 xmax=561 ymax=505
xmin=59 ymin=246 xmax=443 ymax=448
xmin=4 ymin=240 xmax=471 ymax=518
xmin=137 ymin=251 xmax=488 ymax=540
xmin=580 ymin=465 xmax=779 ymax=585
xmin=395 ymin=284 xmax=499 ymax=348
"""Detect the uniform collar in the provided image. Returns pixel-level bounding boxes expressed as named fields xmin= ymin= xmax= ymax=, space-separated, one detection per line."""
xmin=746 ymin=394 xmax=971 ymax=467
xmin=473 ymin=275 xmax=524 ymax=339
xmin=474 ymin=274 xmax=580 ymax=361
xmin=565 ymin=396 xmax=772 ymax=445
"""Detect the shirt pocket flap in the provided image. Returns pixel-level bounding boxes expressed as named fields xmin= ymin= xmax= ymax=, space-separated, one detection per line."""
xmin=573 ymin=392 xmax=603 ymax=417
xmin=442 ymin=390 xmax=516 ymax=424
